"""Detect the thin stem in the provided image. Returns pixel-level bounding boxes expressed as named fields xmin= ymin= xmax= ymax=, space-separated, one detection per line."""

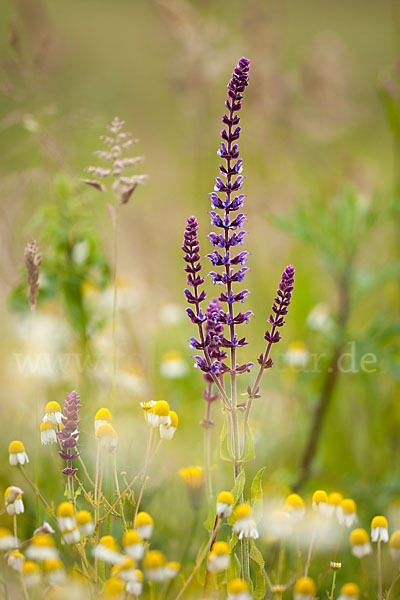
xmin=387 ymin=569 xmax=400 ymax=600
xmin=329 ymin=571 xmax=337 ymax=600
xmin=304 ymin=526 xmax=316 ymax=577
xmin=377 ymin=540 xmax=383 ymax=600
xmin=174 ymin=516 xmax=220 ymax=600
xmin=110 ymin=207 xmax=119 ymax=413
xmin=113 ymin=454 xmax=127 ymax=529
xmin=19 ymin=465 xmax=55 ymax=518
xmin=13 ymin=514 xmax=18 ymax=541
xmin=134 ymin=426 xmax=154 ymax=521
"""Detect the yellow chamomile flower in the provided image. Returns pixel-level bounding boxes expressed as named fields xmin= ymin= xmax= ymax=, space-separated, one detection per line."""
xmin=96 ymin=423 xmax=118 ymax=451
xmin=44 ymin=559 xmax=66 ymax=584
xmin=57 ymin=502 xmax=76 ymax=531
xmin=160 ymin=350 xmax=188 ymax=378
xmin=111 ymin=556 xmax=138 ymax=583
xmin=134 ymin=512 xmax=154 ymax=540
xmin=164 ymin=561 xmax=180 ymax=580
xmin=140 ymin=401 xmax=156 ymax=425
xmin=285 ymin=341 xmax=309 ymax=369
xmin=94 ymin=408 xmax=112 ymax=434
xmin=9 ymin=440 xmax=29 ymax=466
xmin=338 ymin=583 xmax=360 ymax=600
xmin=312 ymin=490 xmax=329 ymax=516
xmin=232 ymin=504 xmax=259 ymax=540
xmin=61 ymin=526 xmax=80 ymax=544
xmin=371 ymin=515 xmax=389 ymax=543
xmin=216 ymin=491 xmax=235 ymax=518
xmin=207 ymin=541 xmax=230 ymax=572
xmin=22 ymin=560 xmax=40 ymax=587
xmin=126 ymin=569 xmax=143 ymax=596
xmin=104 ymin=576 xmax=124 ymax=599
xmin=123 ymin=529 xmax=145 ymax=560
xmin=227 ymin=578 xmax=251 ymax=600
xmin=160 ymin=410 xmax=179 ymax=440
xmin=40 ymin=421 xmax=58 ymax=445
xmin=179 ymin=466 xmax=205 ymax=509
xmin=148 ymin=401 xmax=170 ymax=427
xmin=26 ymin=533 xmax=58 ymax=560
xmin=7 ymin=549 xmax=25 ymax=572
xmin=0 ymin=527 xmax=16 ymax=550
xmin=294 ymin=577 xmax=317 ymax=600
xmin=94 ymin=536 xmax=124 ymax=565
xmin=338 ymin=498 xmax=357 ymax=527
xmin=390 ymin=530 xmax=400 ymax=561
xmin=77 ymin=510 xmax=94 ymax=536
xmin=43 ymin=401 xmax=63 ymax=426
xmin=327 ymin=492 xmax=343 ymax=517
xmin=350 ymin=528 xmax=372 ymax=558
xmin=284 ymin=493 xmax=306 ymax=522
xmin=143 ymin=550 xmax=167 ymax=582
xmin=4 ymin=486 xmax=24 ymax=515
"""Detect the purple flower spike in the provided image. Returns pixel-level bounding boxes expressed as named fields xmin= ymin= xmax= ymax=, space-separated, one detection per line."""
xmin=57 ymin=390 xmax=81 ymax=478
xmin=264 ymin=265 xmax=295 ymax=345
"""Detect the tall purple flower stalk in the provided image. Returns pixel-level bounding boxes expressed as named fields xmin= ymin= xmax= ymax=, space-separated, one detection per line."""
xmin=58 ymin=390 xmax=81 ymax=477
xmin=207 ymin=57 xmax=253 ymax=378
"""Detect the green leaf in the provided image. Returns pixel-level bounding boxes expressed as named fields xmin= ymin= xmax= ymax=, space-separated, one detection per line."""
xmin=249 ymin=539 xmax=268 ymax=600
xmin=231 ymin=470 xmax=246 ymax=504
xmin=220 ymin=419 xmax=233 ymax=462
xmin=240 ymin=424 xmax=255 ymax=463
xmin=251 ymin=467 xmax=266 ymax=521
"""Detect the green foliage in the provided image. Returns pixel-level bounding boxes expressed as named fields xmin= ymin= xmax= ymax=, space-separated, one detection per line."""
xmin=9 ymin=173 xmax=111 ymax=343
xmin=251 ymin=467 xmax=266 ymax=522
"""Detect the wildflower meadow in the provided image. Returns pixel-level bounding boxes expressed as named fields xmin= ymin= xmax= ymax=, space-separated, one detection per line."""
xmin=0 ymin=1 xmax=399 ymax=599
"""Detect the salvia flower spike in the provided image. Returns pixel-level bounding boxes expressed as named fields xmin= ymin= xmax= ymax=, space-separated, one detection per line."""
xmin=57 ymin=390 xmax=81 ymax=477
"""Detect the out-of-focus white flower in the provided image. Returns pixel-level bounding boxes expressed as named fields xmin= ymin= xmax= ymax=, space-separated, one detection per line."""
xmin=232 ymin=505 xmax=259 ymax=540
xmin=111 ymin=557 xmax=138 ymax=583
xmin=26 ymin=534 xmax=58 ymax=560
xmin=284 ymin=493 xmax=306 ymax=522
xmin=42 ymin=401 xmax=63 ymax=425
xmin=147 ymin=401 xmax=170 ymax=428
xmin=71 ymin=240 xmax=90 ymax=264
xmin=390 ymin=530 xmax=400 ymax=561
xmin=118 ymin=365 xmax=146 ymax=396
xmin=104 ymin=576 xmax=125 ymax=599
xmin=227 ymin=578 xmax=251 ymax=600
xmin=143 ymin=550 xmax=167 ymax=582
xmin=337 ymin=582 xmax=360 ymax=600
xmin=7 ymin=549 xmax=24 ymax=571
xmin=371 ymin=515 xmax=389 ymax=543
xmin=126 ymin=569 xmax=143 ymax=596
xmin=163 ymin=561 xmax=180 ymax=580
xmin=96 ymin=423 xmax=118 ymax=451
xmin=285 ymin=341 xmax=309 ymax=369
xmin=94 ymin=407 xmax=112 ymax=434
xmin=57 ymin=502 xmax=76 ymax=531
xmin=123 ymin=529 xmax=144 ymax=560
xmin=327 ymin=492 xmax=343 ymax=518
xmin=9 ymin=440 xmax=29 ymax=466
xmin=294 ymin=576 xmax=317 ymax=600
xmin=22 ymin=560 xmax=40 ymax=587
xmin=4 ymin=486 xmax=24 ymax=515
xmin=312 ymin=490 xmax=330 ymax=516
xmin=34 ymin=522 xmax=55 ymax=536
xmin=0 ymin=528 xmax=17 ymax=550
xmin=216 ymin=491 xmax=234 ymax=518
xmin=207 ymin=542 xmax=230 ymax=572
xmin=62 ymin=527 xmax=80 ymax=544
xmin=338 ymin=498 xmax=357 ymax=527
xmin=159 ymin=410 xmax=178 ymax=440
xmin=40 ymin=421 xmax=58 ymax=445
xmin=160 ymin=350 xmax=188 ymax=379
xmin=94 ymin=536 xmax=124 ymax=565
xmin=77 ymin=510 xmax=94 ymax=536
xmin=159 ymin=303 xmax=184 ymax=325
xmin=44 ymin=558 xmax=66 ymax=584
xmin=134 ymin=512 xmax=154 ymax=540
xmin=306 ymin=303 xmax=334 ymax=333
xmin=265 ymin=510 xmax=293 ymax=539
xmin=350 ymin=529 xmax=372 ymax=558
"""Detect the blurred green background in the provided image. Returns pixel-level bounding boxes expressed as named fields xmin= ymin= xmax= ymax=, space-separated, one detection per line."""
xmin=0 ymin=0 xmax=399 ymax=590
